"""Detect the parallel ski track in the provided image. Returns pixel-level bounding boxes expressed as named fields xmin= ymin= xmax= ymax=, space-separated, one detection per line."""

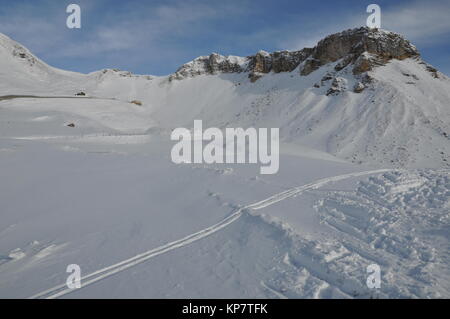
xmin=29 ymin=169 xmax=392 ymax=299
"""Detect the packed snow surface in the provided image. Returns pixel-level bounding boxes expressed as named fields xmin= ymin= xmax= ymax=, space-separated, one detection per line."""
xmin=0 ymin=30 xmax=449 ymax=298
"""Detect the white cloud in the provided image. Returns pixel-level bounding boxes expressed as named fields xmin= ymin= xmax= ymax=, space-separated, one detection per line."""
xmin=56 ymin=0 xmax=246 ymax=60
xmin=382 ymin=0 xmax=450 ymax=46
xmin=1 ymin=0 xmax=448 ymax=75
xmin=278 ymin=0 xmax=450 ymax=52
xmin=0 ymin=0 xmax=246 ymax=59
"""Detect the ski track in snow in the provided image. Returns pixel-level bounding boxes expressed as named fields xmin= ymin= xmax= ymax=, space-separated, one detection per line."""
xmin=28 ymin=169 xmax=391 ymax=299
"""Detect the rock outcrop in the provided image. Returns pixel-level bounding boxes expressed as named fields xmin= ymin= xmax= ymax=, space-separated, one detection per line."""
xmin=171 ymin=49 xmax=313 ymax=81
xmin=353 ymin=82 xmax=366 ymax=93
xmin=170 ymin=27 xmax=421 ymax=82
xmin=169 ymin=53 xmax=247 ymax=81
xmin=300 ymin=27 xmax=420 ymax=76
xmin=247 ymin=49 xmax=313 ymax=82
xmin=326 ymin=77 xmax=347 ymax=96
xmin=12 ymin=45 xmax=37 ymax=67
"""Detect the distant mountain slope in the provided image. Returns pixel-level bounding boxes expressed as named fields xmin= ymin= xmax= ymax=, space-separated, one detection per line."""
xmin=1 ymin=27 xmax=449 ymax=168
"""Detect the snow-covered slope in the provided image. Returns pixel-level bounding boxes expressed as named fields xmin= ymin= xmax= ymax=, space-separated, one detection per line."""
xmin=1 ymin=27 xmax=449 ymax=299
xmin=1 ymin=27 xmax=449 ymax=168
xmin=0 ymin=33 xmax=84 ymax=95
xmin=0 ymin=33 xmax=154 ymax=98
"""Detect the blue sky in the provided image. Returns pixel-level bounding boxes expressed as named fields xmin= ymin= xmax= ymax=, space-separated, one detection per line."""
xmin=0 ymin=0 xmax=449 ymax=75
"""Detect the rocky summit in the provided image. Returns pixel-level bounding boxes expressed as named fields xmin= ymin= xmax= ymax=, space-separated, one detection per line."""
xmin=170 ymin=27 xmax=420 ymax=82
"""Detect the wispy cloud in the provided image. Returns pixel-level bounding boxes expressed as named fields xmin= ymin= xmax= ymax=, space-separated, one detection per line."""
xmin=0 ymin=0 xmax=248 ymax=67
xmin=55 ymin=0 xmax=246 ymax=58
xmin=383 ymin=0 xmax=450 ymax=46
xmin=0 ymin=0 xmax=448 ymax=75
xmin=278 ymin=0 xmax=450 ymax=51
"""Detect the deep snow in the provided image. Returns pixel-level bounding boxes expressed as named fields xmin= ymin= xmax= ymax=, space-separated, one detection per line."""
xmin=0 ymin=31 xmax=449 ymax=298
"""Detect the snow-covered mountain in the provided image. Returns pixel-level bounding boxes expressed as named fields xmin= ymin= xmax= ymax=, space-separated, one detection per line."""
xmin=1 ymin=27 xmax=449 ymax=299
xmin=1 ymin=27 xmax=449 ymax=168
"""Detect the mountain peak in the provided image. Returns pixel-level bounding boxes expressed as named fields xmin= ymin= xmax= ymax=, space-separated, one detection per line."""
xmin=0 ymin=32 xmax=39 ymax=67
xmin=300 ymin=26 xmax=420 ymax=75
xmin=170 ymin=27 xmax=421 ymax=81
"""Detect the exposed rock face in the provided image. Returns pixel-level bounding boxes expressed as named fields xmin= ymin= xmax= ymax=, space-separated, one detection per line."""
xmin=170 ymin=53 xmax=247 ymax=81
xmin=208 ymin=53 xmax=244 ymax=74
xmin=353 ymin=82 xmax=366 ymax=93
xmin=250 ymin=51 xmax=272 ymax=73
xmin=247 ymin=49 xmax=313 ymax=81
xmin=170 ymin=27 xmax=421 ymax=82
xmin=352 ymin=53 xmax=375 ymax=74
xmin=247 ymin=50 xmax=271 ymax=82
xmin=424 ymin=64 xmax=440 ymax=79
xmin=171 ymin=49 xmax=313 ymax=81
xmin=300 ymin=27 xmax=420 ymax=76
xmin=272 ymin=49 xmax=313 ymax=73
xmin=12 ymin=44 xmax=37 ymax=67
xmin=326 ymin=77 xmax=347 ymax=96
